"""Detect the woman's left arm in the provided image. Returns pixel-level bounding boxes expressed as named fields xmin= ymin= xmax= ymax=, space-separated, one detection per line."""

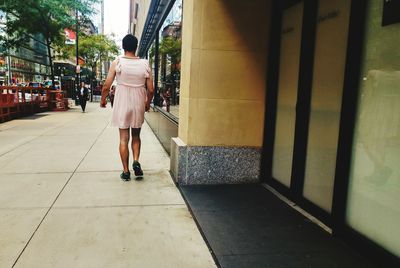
xmin=145 ymin=76 xmax=154 ymax=112
xmin=145 ymin=61 xmax=154 ymax=111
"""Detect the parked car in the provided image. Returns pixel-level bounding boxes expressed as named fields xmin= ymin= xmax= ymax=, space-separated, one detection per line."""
xmin=43 ymin=80 xmax=61 ymax=90
xmin=28 ymin=82 xmax=42 ymax=87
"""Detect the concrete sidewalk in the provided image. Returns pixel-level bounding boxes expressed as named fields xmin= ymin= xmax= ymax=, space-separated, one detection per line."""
xmin=0 ymin=103 xmax=216 ymax=268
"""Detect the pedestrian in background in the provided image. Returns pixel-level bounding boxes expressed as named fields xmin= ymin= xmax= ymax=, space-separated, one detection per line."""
xmin=109 ymin=84 xmax=116 ymax=108
xmin=100 ymin=34 xmax=154 ymax=181
xmin=162 ymin=87 xmax=171 ymax=112
xmin=79 ymin=82 xmax=89 ymax=112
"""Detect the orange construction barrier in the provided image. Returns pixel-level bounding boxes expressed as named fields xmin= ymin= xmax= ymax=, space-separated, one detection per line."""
xmin=0 ymin=86 xmax=69 ymax=123
xmin=50 ymin=90 xmax=69 ymax=111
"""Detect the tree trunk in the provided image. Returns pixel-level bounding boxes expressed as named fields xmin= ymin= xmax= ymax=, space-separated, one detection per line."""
xmin=45 ymin=36 xmax=55 ymax=90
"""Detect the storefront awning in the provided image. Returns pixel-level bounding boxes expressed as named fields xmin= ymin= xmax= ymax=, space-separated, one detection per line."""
xmin=138 ymin=0 xmax=175 ymax=57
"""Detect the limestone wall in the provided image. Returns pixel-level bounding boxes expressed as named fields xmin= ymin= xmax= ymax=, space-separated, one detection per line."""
xmin=179 ymin=0 xmax=272 ymax=147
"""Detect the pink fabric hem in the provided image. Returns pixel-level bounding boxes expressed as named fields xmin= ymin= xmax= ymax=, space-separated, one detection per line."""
xmin=111 ymin=123 xmax=144 ymax=129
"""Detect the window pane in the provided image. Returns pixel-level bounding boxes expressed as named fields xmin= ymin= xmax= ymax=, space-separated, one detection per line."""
xmin=155 ymin=0 xmax=182 ymax=119
xmin=272 ymin=2 xmax=303 ymax=187
xmin=303 ymin=0 xmax=351 ymax=212
xmin=346 ymin=1 xmax=400 ymax=256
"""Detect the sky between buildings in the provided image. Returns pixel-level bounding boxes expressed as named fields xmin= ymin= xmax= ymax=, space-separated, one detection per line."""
xmin=104 ymin=0 xmax=130 ymax=52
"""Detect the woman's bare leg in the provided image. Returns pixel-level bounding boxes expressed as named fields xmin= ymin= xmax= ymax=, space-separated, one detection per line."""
xmin=131 ymin=128 xmax=141 ymax=162
xmin=119 ymin=128 xmax=130 ymax=172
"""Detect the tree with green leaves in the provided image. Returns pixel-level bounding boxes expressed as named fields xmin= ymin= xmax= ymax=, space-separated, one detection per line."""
xmin=159 ymin=36 xmax=181 ymax=105
xmin=0 ymin=0 xmax=98 ymax=88
xmin=159 ymin=37 xmax=181 ymax=64
xmin=149 ymin=44 xmax=155 ymax=67
xmin=159 ymin=37 xmax=181 ymax=78
xmin=78 ymin=33 xmax=118 ymax=94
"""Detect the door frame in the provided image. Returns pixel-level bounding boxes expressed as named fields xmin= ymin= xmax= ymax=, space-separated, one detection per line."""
xmin=261 ymin=0 xmax=400 ymax=266
xmin=261 ymin=0 xmax=331 ymax=225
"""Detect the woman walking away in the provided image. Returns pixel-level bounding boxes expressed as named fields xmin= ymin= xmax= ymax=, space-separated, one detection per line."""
xmin=100 ymin=34 xmax=154 ymax=181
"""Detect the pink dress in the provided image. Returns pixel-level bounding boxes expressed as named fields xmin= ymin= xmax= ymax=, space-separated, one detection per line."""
xmin=111 ymin=56 xmax=150 ymax=129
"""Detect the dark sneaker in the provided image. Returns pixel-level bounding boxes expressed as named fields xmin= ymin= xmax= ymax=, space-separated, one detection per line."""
xmin=132 ymin=161 xmax=143 ymax=179
xmin=120 ymin=171 xmax=131 ymax=181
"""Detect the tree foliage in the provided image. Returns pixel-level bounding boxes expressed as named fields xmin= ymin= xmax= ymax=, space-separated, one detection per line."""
xmin=80 ymin=34 xmax=118 ymax=85
xmin=0 ymin=0 xmax=97 ymax=47
xmin=149 ymin=44 xmax=155 ymax=66
xmin=0 ymin=0 xmax=99 ymax=87
xmin=79 ymin=34 xmax=119 ymax=70
xmin=159 ymin=37 xmax=181 ymax=64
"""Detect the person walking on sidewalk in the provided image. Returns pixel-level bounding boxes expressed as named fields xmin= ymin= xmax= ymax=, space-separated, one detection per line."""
xmin=161 ymin=87 xmax=171 ymax=112
xmin=100 ymin=34 xmax=154 ymax=181
xmin=109 ymin=84 xmax=116 ymax=108
xmin=79 ymin=82 xmax=89 ymax=112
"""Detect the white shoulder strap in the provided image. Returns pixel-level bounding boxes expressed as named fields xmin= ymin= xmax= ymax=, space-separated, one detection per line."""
xmin=116 ymin=56 xmax=122 ymax=73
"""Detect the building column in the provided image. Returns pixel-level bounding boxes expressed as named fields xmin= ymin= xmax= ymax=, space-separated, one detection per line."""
xmin=171 ymin=0 xmax=272 ymax=184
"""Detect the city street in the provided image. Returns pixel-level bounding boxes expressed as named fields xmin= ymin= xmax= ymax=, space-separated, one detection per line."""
xmin=0 ymin=103 xmax=216 ymax=268
xmin=0 ymin=0 xmax=398 ymax=266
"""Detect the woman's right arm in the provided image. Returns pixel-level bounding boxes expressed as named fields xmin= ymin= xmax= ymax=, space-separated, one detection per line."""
xmin=100 ymin=60 xmax=117 ymax=107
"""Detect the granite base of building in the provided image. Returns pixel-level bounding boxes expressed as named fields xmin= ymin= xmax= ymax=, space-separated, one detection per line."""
xmin=170 ymin=137 xmax=261 ymax=185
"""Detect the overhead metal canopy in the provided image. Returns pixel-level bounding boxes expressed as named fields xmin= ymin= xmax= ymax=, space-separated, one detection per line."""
xmin=138 ymin=0 xmax=175 ymax=57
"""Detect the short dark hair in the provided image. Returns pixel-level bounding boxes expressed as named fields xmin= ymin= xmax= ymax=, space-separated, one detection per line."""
xmin=122 ymin=34 xmax=138 ymax=52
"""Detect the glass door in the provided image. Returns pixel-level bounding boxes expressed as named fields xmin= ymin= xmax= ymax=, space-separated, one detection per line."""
xmin=269 ymin=0 xmax=352 ymax=218
xmin=302 ymin=0 xmax=351 ymax=212
xmin=272 ymin=1 xmax=304 ymax=187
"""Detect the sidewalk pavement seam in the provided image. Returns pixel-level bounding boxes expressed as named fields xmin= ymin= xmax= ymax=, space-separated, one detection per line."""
xmin=1 ymin=171 xmax=73 ymax=175
xmin=0 ymin=115 xmax=81 ymax=158
xmin=0 ymin=168 xmax=172 ymax=175
xmin=11 ymin=120 xmax=110 ymax=268
xmin=50 ymin=204 xmax=187 ymax=209
xmin=0 ymin=207 xmax=49 ymax=211
xmin=73 ymin=168 xmax=171 ymax=173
